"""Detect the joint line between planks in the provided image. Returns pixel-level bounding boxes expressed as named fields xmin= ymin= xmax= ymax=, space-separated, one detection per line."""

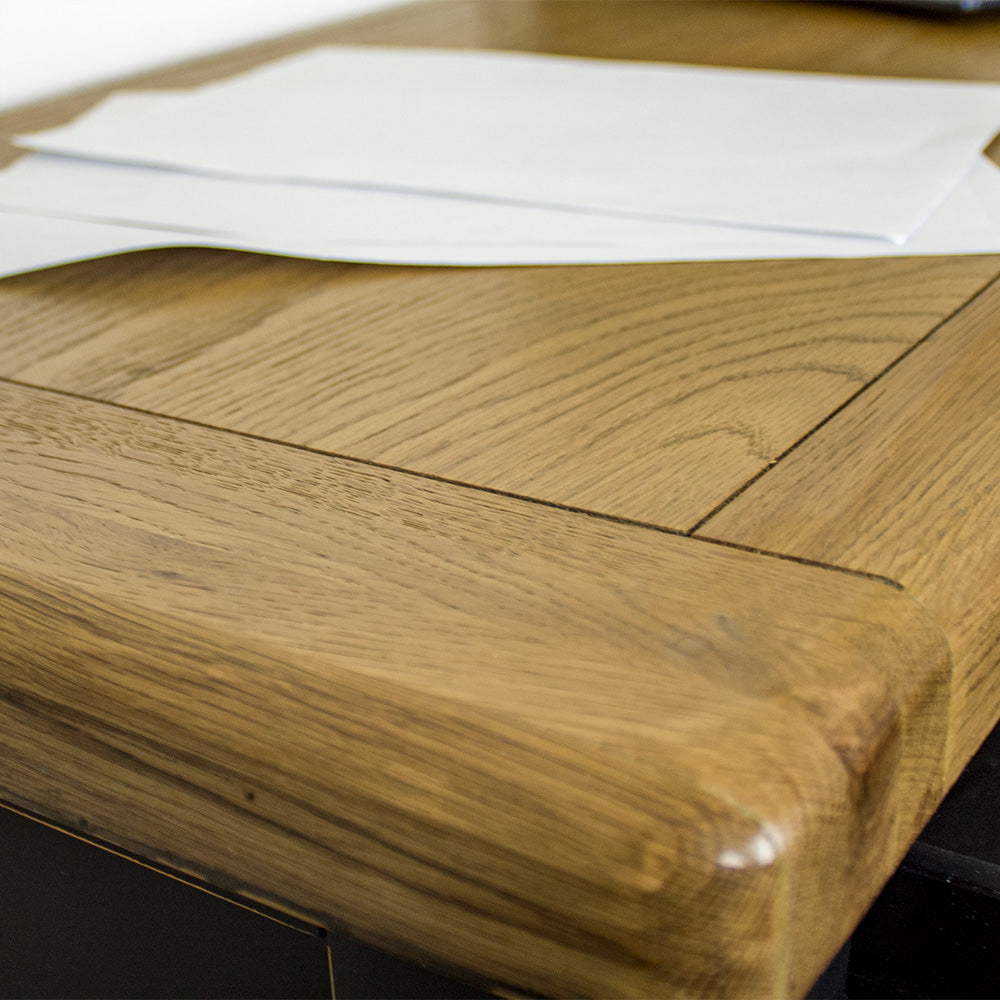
xmin=684 ymin=534 xmax=903 ymax=590
xmin=0 ymin=373 xmax=911 ymax=593
xmin=686 ymin=266 xmax=1000 ymax=536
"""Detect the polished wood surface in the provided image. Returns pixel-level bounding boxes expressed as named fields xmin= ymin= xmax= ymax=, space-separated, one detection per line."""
xmin=2 ymin=2 xmax=1000 ymax=997
xmin=4 ymin=253 xmax=995 ymax=528
xmin=704 ymin=277 xmax=1000 ymax=783
xmin=0 ymin=380 xmax=949 ymax=998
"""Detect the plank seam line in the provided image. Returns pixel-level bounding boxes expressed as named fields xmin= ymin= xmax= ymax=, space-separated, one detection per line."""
xmin=681 ymin=534 xmax=903 ymax=590
xmin=686 ymin=267 xmax=1000 ymax=536
xmin=2 ymin=374 xmax=901 ymax=590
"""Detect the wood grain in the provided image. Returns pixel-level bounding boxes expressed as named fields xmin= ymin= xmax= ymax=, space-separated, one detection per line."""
xmin=3 ymin=2 xmax=1000 ymax=996
xmin=4 ymin=253 xmax=996 ymax=529
xmin=703 ymin=276 xmax=1000 ymax=784
xmin=1 ymin=379 xmax=949 ymax=998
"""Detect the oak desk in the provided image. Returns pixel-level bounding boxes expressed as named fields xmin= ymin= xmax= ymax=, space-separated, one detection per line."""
xmin=2 ymin=2 xmax=1000 ymax=996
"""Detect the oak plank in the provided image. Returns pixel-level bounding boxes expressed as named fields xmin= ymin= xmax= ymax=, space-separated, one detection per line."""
xmin=0 ymin=379 xmax=949 ymax=998
xmin=703 ymin=276 xmax=1000 ymax=784
xmin=2 ymin=3 xmax=1000 ymax=994
xmin=7 ymin=254 xmax=995 ymax=530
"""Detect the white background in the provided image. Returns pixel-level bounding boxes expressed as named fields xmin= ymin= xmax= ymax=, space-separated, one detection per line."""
xmin=0 ymin=0 xmax=394 ymax=112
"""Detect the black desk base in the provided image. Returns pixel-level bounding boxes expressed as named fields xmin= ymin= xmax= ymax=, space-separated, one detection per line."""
xmin=5 ymin=721 xmax=1000 ymax=1000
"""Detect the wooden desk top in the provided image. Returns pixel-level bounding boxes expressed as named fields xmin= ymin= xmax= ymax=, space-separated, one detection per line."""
xmin=2 ymin=2 xmax=1000 ymax=996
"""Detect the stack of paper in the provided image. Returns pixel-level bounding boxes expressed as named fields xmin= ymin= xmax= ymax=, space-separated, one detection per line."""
xmin=2 ymin=45 xmax=1000 ymax=277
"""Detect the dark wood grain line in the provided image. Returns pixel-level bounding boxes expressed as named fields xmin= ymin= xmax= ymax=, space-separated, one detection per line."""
xmin=688 ymin=269 xmax=1000 ymax=535
xmin=703 ymin=275 xmax=1000 ymax=783
xmin=1 ymin=375 xmax=952 ymax=996
xmin=0 ymin=371 xmax=904 ymax=592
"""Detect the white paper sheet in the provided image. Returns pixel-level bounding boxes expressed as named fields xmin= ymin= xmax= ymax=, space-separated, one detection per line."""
xmin=0 ymin=208 xmax=180 ymax=277
xmin=2 ymin=152 xmax=998 ymax=279
xmin=17 ymin=46 xmax=1000 ymax=243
